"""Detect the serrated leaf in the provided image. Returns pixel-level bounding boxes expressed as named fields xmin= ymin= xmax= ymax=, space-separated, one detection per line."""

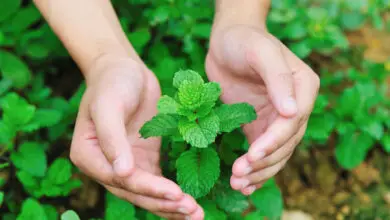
xmin=61 ymin=210 xmax=80 ymax=220
xmin=178 ymin=82 xmax=204 ymax=110
xmin=215 ymin=184 xmax=249 ymax=213
xmin=178 ymin=112 xmax=219 ymax=148
xmin=22 ymin=109 xmax=63 ymax=132
xmin=105 ymin=192 xmax=136 ymax=220
xmin=45 ymin=158 xmax=72 ymax=185
xmin=215 ymin=103 xmax=257 ymax=132
xmin=335 ymin=131 xmax=374 ymax=169
xmin=250 ymin=179 xmax=283 ymax=218
xmin=0 ymin=51 xmax=32 ymax=88
xmin=0 ymin=0 xmax=21 ymax=22
xmin=176 ymin=148 xmax=220 ymax=198
xmin=2 ymin=93 xmax=35 ymax=126
xmin=11 ymin=142 xmax=47 ymax=177
xmin=140 ymin=114 xmax=179 ymax=138
xmin=200 ymin=82 xmax=221 ymax=110
xmin=199 ymin=199 xmax=227 ymax=220
xmin=173 ymin=69 xmax=204 ymax=88
xmin=16 ymin=198 xmax=47 ymax=220
xmin=157 ymin=95 xmax=179 ymax=114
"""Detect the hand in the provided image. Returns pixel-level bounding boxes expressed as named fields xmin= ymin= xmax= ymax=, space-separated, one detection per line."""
xmin=70 ymin=55 xmax=204 ymax=220
xmin=206 ymin=25 xmax=320 ymax=195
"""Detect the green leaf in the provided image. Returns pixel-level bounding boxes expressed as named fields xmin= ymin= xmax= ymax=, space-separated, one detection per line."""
xmin=250 ymin=179 xmax=283 ymax=218
xmin=199 ymin=199 xmax=227 ymax=220
xmin=290 ymin=40 xmax=312 ymax=58
xmin=43 ymin=205 xmax=59 ymax=220
xmin=244 ymin=211 xmax=265 ymax=220
xmin=176 ymin=148 xmax=220 ymax=198
xmin=157 ymin=95 xmax=179 ymax=114
xmin=192 ymin=23 xmax=211 ymax=38
xmin=340 ymin=12 xmax=365 ymax=30
xmin=0 ymin=0 xmax=21 ymax=22
xmin=22 ymin=109 xmax=63 ymax=132
xmin=61 ymin=210 xmax=80 ymax=220
xmin=215 ymin=184 xmax=249 ymax=213
xmin=140 ymin=114 xmax=179 ymax=138
xmin=178 ymin=82 xmax=205 ymax=110
xmin=16 ymin=171 xmax=40 ymax=189
xmin=305 ymin=113 xmax=336 ymax=142
xmin=215 ymin=103 xmax=257 ymax=133
xmin=282 ymin=21 xmax=307 ymax=39
xmin=381 ymin=135 xmax=390 ymax=153
xmin=0 ymin=191 xmax=3 ymax=206
xmin=202 ymin=82 xmax=221 ymax=104
xmin=361 ymin=121 xmax=384 ymax=140
xmin=0 ymin=120 xmax=16 ymax=144
xmin=105 ymin=192 xmax=136 ymax=220
xmin=178 ymin=112 xmax=220 ymax=148
xmin=9 ymin=6 xmax=41 ymax=33
xmin=45 ymin=158 xmax=72 ymax=185
xmin=17 ymin=198 xmax=47 ymax=220
xmin=11 ymin=142 xmax=47 ymax=177
xmin=335 ymin=131 xmax=374 ymax=169
xmin=336 ymin=87 xmax=362 ymax=117
xmin=173 ymin=69 xmax=204 ymax=89
xmin=0 ymin=50 xmax=32 ymax=88
xmin=2 ymin=93 xmax=35 ymax=126
xmin=128 ymin=28 xmax=151 ymax=53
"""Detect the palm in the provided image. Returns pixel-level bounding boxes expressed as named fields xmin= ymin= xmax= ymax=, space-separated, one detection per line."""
xmin=206 ymin=55 xmax=278 ymax=144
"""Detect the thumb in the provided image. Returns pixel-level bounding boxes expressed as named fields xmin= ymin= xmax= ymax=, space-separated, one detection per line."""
xmin=246 ymin=38 xmax=298 ymax=117
xmin=92 ymin=98 xmax=134 ymax=177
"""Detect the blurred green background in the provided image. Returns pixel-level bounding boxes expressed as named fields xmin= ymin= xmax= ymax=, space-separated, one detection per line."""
xmin=0 ymin=0 xmax=389 ymax=219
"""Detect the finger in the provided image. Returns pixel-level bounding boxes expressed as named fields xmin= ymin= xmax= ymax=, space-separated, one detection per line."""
xmin=240 ymin=182 xmax=265 ymax=196
xmin=71 ymin=106 xmax=184 ymax=200
xmin=152 ymin=212 xmax=186 ymax=220
xmin=247 ymin=116 xmax=299 ymax=163
xmin=233 ymin=124 xmax=306 ymax=177
xmin=231 ymin=156 xmax=290 ymax=190
xmin=246 ymin=35 xmax=297 ymax=117
xmin=91 ymin=94 xmax=134 ymax=177
xmin=114 ymin=169 xmax=184 ymax=200
xmin=106 ymin=186 xmax=198 ymax=215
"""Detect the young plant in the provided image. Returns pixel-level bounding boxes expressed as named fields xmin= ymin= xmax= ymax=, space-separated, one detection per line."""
xmin=140 ymin=69 xmax=257 ymax=198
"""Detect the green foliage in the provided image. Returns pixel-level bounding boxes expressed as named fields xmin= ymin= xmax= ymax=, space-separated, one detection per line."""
xmin=61 ymin=210 xmax=80 ymax=220
xmin=105 ymin=192 xmax=136 ymax=220
xmin=1 ymin=0 xmax=389 ymax=219
xmin=176 ymin=148 xmax=220 ymax=198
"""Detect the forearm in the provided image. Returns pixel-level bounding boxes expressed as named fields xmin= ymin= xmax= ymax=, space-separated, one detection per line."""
xmin=213 ymin=0 xmax=270 ymax=32
xmin=33 ymin=0 xmax=141 ymax=78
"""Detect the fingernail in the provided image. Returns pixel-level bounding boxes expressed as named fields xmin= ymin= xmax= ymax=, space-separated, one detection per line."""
xmin=282 ymin=97 xmax=298 ymax=115
xmin=245 ymin=186 xmax=257 ymax=195
xmin=164 ymin=194 xmax=178 ymax=201
xmin=233 ymin=178 xmax=250 ymax=189
xmin=250 ymin=151 xmax=265 ymax=162
xmin=178 ymin=207 xmax=189 ymax=214
xmin=113 ymin=157 xmax=130 ymax=176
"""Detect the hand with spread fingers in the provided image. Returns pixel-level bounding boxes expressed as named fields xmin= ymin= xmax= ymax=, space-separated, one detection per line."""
xmin=70 ymin=57 xmax=204 ymax=220
xmin=206 ymin=15 xmax=320 ymax=194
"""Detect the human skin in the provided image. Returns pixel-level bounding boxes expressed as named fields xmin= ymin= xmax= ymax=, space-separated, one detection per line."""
xmin=33 ymin=0 xmax=203 ymax=219
xmin=208 ymin=0 xmax=320 ymax=195
xmin=32 ymin=0 xmax=319 ymax=218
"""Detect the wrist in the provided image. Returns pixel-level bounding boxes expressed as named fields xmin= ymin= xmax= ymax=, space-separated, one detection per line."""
xmin=83 ymin=49 xmax=146 ymax=86
xmin=212 ymin=0 xmax=270 ymax=35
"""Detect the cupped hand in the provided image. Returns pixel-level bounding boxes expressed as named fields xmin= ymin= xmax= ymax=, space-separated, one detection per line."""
xmin=206 ymin=25 xmax=320 ymax=195
xmin=70 ymin=55 xmax=204 ymax=220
